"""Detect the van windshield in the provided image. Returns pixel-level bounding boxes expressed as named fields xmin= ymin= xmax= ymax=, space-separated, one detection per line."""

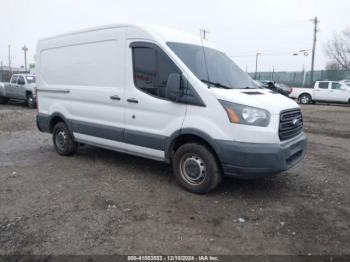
xmin=167 ymin=42 xmax=257 ymax=89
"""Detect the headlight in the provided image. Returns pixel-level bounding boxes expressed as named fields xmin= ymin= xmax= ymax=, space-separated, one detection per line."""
xmin=218 ymin=100 xmax=270 ymax=127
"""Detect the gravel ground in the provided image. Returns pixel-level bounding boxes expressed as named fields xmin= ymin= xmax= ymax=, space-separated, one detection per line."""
xmin=0 ymin=102 xmax=349 ymax=255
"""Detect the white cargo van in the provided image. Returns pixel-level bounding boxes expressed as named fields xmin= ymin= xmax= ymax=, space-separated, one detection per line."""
xmin=36 ymin=24 xmax=307 ymax=193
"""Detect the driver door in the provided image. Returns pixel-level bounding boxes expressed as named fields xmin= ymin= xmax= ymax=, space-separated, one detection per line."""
xmin=16 ymin=75 xmax=26 ymax=99
xmin=123 ymin=41 xmax=187 ymax=160
xmin=314 ymin=81 xmax=330 ymax=101
xmin=329 ymin=82 xmax=347 ymax=102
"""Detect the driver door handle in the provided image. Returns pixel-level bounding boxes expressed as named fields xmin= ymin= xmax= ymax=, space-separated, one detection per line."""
xmin=110 ymin=95 xmax=121 ymax=100
xmin=127 ymin=98 xmax=138 ymax=103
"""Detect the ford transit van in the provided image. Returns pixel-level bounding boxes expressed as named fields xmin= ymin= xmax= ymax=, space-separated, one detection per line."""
xmin=36 ymin=24 xmax=307 ymax=193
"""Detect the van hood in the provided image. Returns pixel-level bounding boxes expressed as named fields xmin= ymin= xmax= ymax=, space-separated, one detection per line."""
xmin=210 ymin=88 xmax=298 ymax=115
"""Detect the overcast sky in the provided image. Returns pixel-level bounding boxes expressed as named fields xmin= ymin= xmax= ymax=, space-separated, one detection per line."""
xmin=1 ymin=0 xmax=349 ymax=72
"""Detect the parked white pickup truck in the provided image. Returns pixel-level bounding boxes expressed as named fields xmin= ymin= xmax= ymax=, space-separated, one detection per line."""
xmin=0 ymin=74 xmax=37 ymax=108
xmin=290 ymin=81 xmax=350 ymax=105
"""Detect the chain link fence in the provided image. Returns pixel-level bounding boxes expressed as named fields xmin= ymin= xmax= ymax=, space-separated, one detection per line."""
xmin=250 ymin=70 xmax=350 ymax=87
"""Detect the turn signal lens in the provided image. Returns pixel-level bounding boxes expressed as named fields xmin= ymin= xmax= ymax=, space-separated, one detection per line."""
xmin=218 ymin=99 xmax=270 ymax=127
xmin=224 ymin=108 xmax=240 ymax=123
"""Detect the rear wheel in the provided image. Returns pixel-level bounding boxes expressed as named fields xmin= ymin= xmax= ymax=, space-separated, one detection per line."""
xmin=26 ymin=93 xmax=36 ymax=108
xmin=52 ymin=122 xmax=78 ymax=156
xmin=299 ymin=93 xmax=312 ymax=104
xmin=173 ymin=143 xmax=222 ymax=194
xmin=0 ymin=96 xmax=8 ymax=104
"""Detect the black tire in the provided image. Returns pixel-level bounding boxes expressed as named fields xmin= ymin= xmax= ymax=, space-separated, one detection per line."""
xmin=0 ymin=96 xmax=8 ymax=104
xmin=298 ymin=93 xmax=312 ymax=104
xmin=26 ymin=93 xmax=36 ymax=108
xmin=52 ymin=122 xmax=78 ymax=156
xmin=172 ymin=143 xmax=222 ymax=194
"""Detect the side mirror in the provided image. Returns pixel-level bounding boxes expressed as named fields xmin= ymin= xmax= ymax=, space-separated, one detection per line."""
xmin=165 ymin=73 xmax=181 ymax=101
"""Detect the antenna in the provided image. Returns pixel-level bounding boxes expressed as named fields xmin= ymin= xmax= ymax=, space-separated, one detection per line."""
xmin=200 ymin=29 xmax=210 ymax=87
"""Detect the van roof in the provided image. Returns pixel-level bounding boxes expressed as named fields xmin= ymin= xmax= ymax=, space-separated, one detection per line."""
xmin=38 ymin=23 xmax=216 ymax=49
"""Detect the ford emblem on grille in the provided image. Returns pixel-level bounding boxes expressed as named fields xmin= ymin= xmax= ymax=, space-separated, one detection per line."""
xmin=279 ymin=109 xmax=303 ymax=141
xmin=292 ymin=118 xmax=299 ymax=126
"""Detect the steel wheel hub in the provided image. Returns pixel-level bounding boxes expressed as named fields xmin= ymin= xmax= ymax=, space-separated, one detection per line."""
xmin=301 ymin=96 xmax=309 ymax=103
xmin=180 ymin=154 xmax=206 ymax=185
xmin=55 ymin=130 xmax=67 ymax=150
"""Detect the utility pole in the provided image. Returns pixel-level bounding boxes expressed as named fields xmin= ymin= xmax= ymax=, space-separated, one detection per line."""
xmin=22 ymin=45 xmax=28 ymax=71
xmin=0 ymin=61 xmax=3 ymax=82
xmin=8 ymin=45 xmax=11 ymax=72
xmin=255 ymin=52 xmax=261 ymax=79
xmin=310 ymin=16 xmax=319 ymax=84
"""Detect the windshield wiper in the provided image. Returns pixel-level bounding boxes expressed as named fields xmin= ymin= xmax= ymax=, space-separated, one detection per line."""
xmin=200 ymin=79 xmax=231 ymax=89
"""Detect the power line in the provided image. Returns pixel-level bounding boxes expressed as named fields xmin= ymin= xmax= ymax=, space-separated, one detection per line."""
xmin=230 ymin=49 xmax=311 ymax=58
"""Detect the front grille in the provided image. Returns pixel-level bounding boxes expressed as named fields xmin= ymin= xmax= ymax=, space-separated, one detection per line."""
xmin=279 ymin=108 xmax=303 ymax=141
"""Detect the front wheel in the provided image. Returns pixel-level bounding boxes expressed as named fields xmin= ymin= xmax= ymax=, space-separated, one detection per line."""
xmin=0 ymin=96 xmax=8 ymax=104
xmin=26 ymin=94 xmax=36 ymax=108
xmin=172 ymin=143 xmax=222 ymax=194
xmin=52 ymin=122 xmax=78 ymax=156
xmin=299 ymin=94 xmax=312 ymax=104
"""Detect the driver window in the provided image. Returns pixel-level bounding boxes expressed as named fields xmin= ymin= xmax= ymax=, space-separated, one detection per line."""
xmin=331 ymin=83 xmax=341 ymax=90
xmin=18 ymin=76 xmax=25 ymax=85
xmin=132 ymin=46 xmax=180 ymax=99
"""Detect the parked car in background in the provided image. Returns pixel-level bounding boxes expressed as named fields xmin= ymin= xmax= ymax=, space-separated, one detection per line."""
xmin=0 ymin=74 xmax=37 ymax=108
xmin=340 ymin=79 xmax=350 ymax=86
xmin=35 ymin=24 xmax=307 ymax=194
xmin=290 ymin=81 xmax=350 ymax=105
xmin=275 ymin=83 xmax=292 ymax=96
xmin=255 ymin=80 xmax=291 ymax=97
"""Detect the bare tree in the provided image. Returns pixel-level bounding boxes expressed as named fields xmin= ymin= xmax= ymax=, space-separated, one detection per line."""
xmin=324 ymin=28 xmax=350 ymax=70
xmin=325 ymin=62 xmax=339 ymax=70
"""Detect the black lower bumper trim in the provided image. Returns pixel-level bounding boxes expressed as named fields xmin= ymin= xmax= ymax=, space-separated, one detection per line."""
xmin=216 ymin=133 xmax=307 ymax=178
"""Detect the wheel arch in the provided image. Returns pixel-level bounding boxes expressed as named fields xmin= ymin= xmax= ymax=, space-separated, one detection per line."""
xmin=298 ymin=92 xmax=312 ymax=100
xmin=48 ymin=113 xmax=72 ymax=133
xmin=165 ymin=128 xmax=222 ymax=165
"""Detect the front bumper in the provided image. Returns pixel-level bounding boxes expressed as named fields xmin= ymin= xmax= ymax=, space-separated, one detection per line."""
xmin=216 ymin=132 xmax=307 ymax=179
